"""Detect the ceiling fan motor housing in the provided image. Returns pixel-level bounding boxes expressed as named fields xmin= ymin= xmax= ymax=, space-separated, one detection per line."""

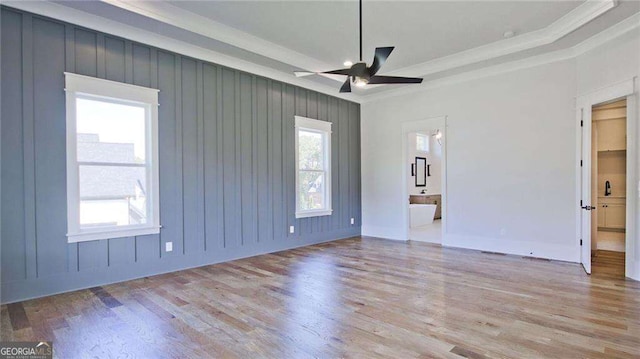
xmin=349 ymin=63 xmax=371 ymax=81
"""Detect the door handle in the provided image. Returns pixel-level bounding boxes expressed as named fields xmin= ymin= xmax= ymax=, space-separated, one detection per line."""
xmin=582 ymin=205 xmax=596 ymax=210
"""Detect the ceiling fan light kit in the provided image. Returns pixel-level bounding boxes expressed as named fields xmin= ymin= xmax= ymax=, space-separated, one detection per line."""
xmin=354 ymin=78 xmax=368 ymax=87
xmin=294 ymin=0 xmax=423 ymax=93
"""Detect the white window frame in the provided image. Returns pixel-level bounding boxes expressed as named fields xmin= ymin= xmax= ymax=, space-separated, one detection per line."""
xmin=64 ymin=72 xmax=160 ymax=243
xmin=295 ymin=116 xmax=333 ymax=218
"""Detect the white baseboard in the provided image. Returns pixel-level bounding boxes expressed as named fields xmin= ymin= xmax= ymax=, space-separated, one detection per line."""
xmin=443 ymin=233 xmax=579 ymax=262
xmin=361 ymin=225 xmax=406 ymax=241
xmin=408 ymin=237 xmax=442 ymax=245
xmin=361 ymin=227 xmax=579 ymax=262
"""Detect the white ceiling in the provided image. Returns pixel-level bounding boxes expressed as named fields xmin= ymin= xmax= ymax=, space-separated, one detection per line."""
xmin=12 ymin=0 xmax=640 ymax=100
xmin=172 ymin=1 xmax=581 ymax=72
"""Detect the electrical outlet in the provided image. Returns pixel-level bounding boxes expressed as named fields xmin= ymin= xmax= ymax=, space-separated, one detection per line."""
xmin=350 ymin=218 xmax=355 ymax=225
xmin=165 ymin=242 xmax=173 ymax=252
xmin=289 ymin=225 xmax=295 ymax=234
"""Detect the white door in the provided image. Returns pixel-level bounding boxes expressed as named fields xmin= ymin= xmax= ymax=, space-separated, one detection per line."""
xmin=579 ymin=106 xmax=593 ymax=274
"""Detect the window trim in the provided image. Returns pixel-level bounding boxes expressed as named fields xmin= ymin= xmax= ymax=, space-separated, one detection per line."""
xmin=294 ymin=116 xmax=333 ymax=219
xmin=65 ymin=72 xmax=160 ymax=243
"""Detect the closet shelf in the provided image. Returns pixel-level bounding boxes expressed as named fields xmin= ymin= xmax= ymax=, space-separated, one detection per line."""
xmin=597 ymin=149 xmax=626 ymax=153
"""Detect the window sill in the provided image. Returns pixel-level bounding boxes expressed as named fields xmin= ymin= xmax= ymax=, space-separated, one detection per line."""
xmin=295 ymin=209 xmax=333 ymax=219
xmin=67 ymin=225 xmax=161 ymax=243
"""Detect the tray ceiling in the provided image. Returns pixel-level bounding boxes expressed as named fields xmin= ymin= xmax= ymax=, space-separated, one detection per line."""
xmin=8 ymin=0 xmax=640 ymax=101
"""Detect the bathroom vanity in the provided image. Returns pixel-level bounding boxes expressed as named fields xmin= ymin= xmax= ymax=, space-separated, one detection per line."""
xmin=597 ymin=196 xmax=625 ymax=230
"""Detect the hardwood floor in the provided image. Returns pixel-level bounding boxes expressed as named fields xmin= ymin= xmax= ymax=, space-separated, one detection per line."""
xmin=592 ymin=250 xmax=626 ymax=279
xmin=1 ymin=237 xmax=639 ymax=358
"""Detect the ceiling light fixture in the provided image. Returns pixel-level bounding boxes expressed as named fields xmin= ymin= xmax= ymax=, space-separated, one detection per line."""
xmin=343 ymin=60 xmax=353 ymax=67
xmin=354 ymin=77 xmax=368 ymax=87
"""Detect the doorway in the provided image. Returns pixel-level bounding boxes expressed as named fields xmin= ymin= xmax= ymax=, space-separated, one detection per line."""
xmin=401 ymin=117 xmax=447 ymax=244
xmin=577 ymin=78 xmax=636 ymax=277
xmin=591 ymin=99 xmax=627 ymax=277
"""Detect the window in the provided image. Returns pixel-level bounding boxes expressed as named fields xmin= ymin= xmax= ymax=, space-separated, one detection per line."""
xmin=295 ymin=116 xmax=332 ymax=218
xmin=416 ymin=133 xmax=429 ymax=152
xmin=65 ymin=73 xmax=160 ymax=242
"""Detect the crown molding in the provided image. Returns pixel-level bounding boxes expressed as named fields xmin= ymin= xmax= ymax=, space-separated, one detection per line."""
xmin=1 ymin=0 xmax=633 ymax=104
xmin=100 ymin=0 xmax=336 ymax=74
xmin=91 ymin=0 xmax=617 ymax=84
xmin=388 ymin=0 xmax=617 ymax=78
xmin=362 ymin=49 xmax=578 ymax=103
xmin=572 ymin=7 xmax=639 ymax=56
xmin=1 ymin=0 xmax=364 ymax=103
xmin=362 ymin=11 xmax=640 ymax=103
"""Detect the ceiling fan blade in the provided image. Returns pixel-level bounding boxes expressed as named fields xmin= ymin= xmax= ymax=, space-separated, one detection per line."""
xmin=368 ymin=75 xmax=423 ymax=85
xmin=294 ymin=71 xmax=315 ymax=77
xmin=322 ymin=68 xmax=354 ymax=76
xmin=339 ymin=78 xmax=352 ymax=93
xmin=369 ymin=47 xmax=394 ymax=75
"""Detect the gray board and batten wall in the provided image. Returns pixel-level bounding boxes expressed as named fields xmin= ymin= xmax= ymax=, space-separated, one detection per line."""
xmin=1 ymin=6 xmax=361 ymax=303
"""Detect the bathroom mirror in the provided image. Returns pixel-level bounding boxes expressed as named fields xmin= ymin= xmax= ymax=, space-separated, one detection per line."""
xmin=415 ymin=157 xmax=427 ymax=187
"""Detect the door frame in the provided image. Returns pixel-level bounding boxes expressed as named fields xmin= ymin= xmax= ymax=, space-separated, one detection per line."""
xmin=575 ymin=77 xmax=637 ymax=277
xmin=401 ymin=116 xmax=448 ymax=242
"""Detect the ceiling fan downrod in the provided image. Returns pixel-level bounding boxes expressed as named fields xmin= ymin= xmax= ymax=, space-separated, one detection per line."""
xmin=359 ymin=0 xmax=363 ymax=62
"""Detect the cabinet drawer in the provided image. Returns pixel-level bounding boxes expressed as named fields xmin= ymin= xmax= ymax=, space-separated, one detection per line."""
xmin=598 ymin=197 xmax=625 ymax=205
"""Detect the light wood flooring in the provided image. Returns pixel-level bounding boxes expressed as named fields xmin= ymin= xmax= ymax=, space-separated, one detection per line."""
xmin=1 ymin=237 xmax=639 ymax=358
xmin=592 ymin=249 xmax=626 ymax=279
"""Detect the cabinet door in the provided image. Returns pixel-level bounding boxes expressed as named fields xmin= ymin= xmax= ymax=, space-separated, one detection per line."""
xmin=605 ymin=204 xmax=625 ymax=229
xmin=596 ymin=119 xmax=626 ymax=151
xmin=597 ymin=205 xmax=606 ymax=227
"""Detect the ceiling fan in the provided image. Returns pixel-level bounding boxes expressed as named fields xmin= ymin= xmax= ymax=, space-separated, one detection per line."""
xmin=294 ymin=0 xmax=423 ymax=93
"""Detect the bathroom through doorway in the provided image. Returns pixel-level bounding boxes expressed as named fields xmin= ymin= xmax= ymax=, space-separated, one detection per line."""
xmin=401 ymin=117 xmax=447 ymax=244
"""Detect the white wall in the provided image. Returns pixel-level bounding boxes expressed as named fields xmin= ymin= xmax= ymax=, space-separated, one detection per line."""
xmin=407 ymin=131 xmax=442 ymax=196
xmin=361 ymin=28 xmax=640 ymax=268
xmin=577 ymin=28 xmax=640 ymax=278
xmin=362 ymin=60 xmax=578 ymax=259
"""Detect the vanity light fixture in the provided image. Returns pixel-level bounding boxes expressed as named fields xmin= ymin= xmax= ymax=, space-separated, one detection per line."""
xmin=432 ymin=129 xmax=443 ymax=145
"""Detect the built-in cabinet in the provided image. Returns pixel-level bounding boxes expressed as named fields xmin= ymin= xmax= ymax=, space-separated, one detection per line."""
xmin=595 ymin=119 xmax=626 ymax=151
xmin=597 ymin=197 xmax=625 ymax=229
